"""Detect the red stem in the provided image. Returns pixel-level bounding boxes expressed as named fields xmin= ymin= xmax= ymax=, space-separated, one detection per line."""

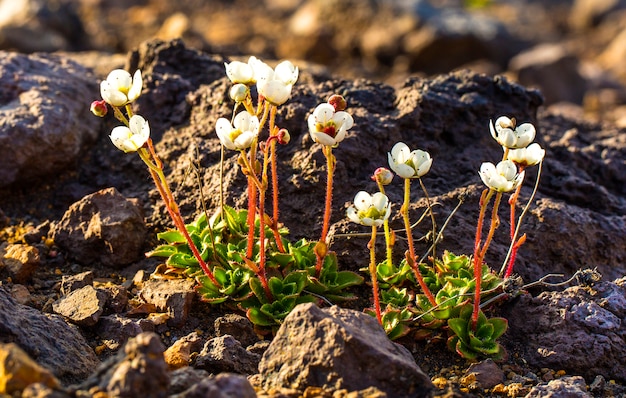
xmin=315 ymin=146 xmax=334 ymax=277
xmin=369 ymin=226 xmax=382 ymax=324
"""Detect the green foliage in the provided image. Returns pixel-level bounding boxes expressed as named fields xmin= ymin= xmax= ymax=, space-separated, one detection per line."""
xmin=447 ymin=304 xmax=508 ymax=360
xmin=374 ymin=250 xmax=508 ymax=360
xmin=148 ymin=206 xmax=363 ymax=333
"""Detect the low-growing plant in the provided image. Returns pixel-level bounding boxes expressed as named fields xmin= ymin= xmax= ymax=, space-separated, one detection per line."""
xmin=90 ymin=57 xmax=544 ymax=357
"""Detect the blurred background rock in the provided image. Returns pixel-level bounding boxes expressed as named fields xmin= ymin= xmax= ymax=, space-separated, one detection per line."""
xmin=3 ymin=0 xmax=626 ymax=124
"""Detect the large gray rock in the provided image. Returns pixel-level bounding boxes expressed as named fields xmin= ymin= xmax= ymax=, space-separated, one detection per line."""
xmin=0 ymin=286 xmax=99 ymax=384
xmin=51 ymin=187 xmax=147 ymax=268
xmin=0 ymin=51 xmax=99 ymax=187
xmin=258 ymin=303 xmax=434 ymax=397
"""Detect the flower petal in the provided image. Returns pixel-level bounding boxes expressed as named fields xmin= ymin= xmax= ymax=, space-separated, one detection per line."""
xmin=353 ymin=191 xmax=373 ymax=211
xmin=310 ymin=131 xmax=336 ymax=146
xmin=313 ymin=103 xmax=335 ymax=123
xmin=127 ymin=70 xmax=143 ymax=102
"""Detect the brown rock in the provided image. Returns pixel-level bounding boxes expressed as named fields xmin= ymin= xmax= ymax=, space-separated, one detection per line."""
xmin=52 ymin=285 xmax=108 ymax=327
xmin=259 ymin=303 xmax=433 ymax=397
xmin=0 ymin=243 xmax=39 ymax=283
xmin=0 ymin=343 xmax=59 ymax=394
xmin=51 ymin=187 xmax=147 ymax=268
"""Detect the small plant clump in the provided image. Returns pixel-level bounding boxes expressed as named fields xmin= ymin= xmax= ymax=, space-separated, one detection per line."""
xmin=91 ymin=58 xmax=544 ymax=358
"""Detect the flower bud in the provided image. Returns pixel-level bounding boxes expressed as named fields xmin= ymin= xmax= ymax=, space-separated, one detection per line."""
xmin=327 ymin=94 xmax=347 ymax=111
xmin=229 ymin=83 xmax=249 ymax=103
xmin=277 ymin=128 xmax=290 ymax=145
xmin=90 ymin=100 xmax=108 ymax=117
xmin=371 ymin=167 xmax=394 ymax=185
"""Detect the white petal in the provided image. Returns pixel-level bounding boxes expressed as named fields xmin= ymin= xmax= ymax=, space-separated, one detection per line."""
xmin=361 ymin=217 xmax=375 ymax=227
xmin=233 ymin=130 xmax=256 ymax=150
xmin=234 ymin=111 xmax=258 ymax=133
xmin=515 ymin=123 xmax=536 ymax=147
xmin=260 ymin=80 xmax=291 ymax=105
xmin=371 ymin=192 xmax=389 ymax=212
xmin=128 ymin=115 xmax=146 ymax=134
xmin=334 ymin=126 xmax=347 ymax=144
xmin=496 ymin=160 xmax=518 ymax=180
xmin=353 ymin=191 xmax=373 ymax=211
xmin=215 ymin=118 xmax=236 ymax=150
xmin=313 ymin=103 xmax=335 ymax=123
xmin=310 ymin=131 xmax=336 ymax=146
xmin=390 ymin=142 xmax=410 ymax=163
xmin=274 ymin=61 xmax=298 ymax=85
xmin=106 ymin=69 xmax=132 ymax=90
xmin=346 ymin=207 xmax=361 ymax=224
xmin=416 ymin=158 xmax=432 ymax=177
xmin=110 ymin=126 xmax=132 ymax=152
xmin=332 ymin=111 xmax=354 ymax=130
xmin=127 ymin=70 xmax=143 ymax=102
xmin=100 ymin=81 xmax=127 ymax=106
xmin=390 ymin=162 xmax=415 ymax=179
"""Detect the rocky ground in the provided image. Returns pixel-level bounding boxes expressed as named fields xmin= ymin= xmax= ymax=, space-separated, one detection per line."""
xmin=0 ymin=0 xmax=625 ymax=397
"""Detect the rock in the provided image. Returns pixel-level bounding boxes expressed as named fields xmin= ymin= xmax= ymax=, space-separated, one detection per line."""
xmin=127 ymin=39 xmax=229 ymax=136
xmin=168 ymin=367 xmax=210 ymax=395
xmin=464 ymin=359 xmax=504 ymax=390
xmin=77 ymin=332 xmax=169 ymax=398
xmin=106 ymin=333 xmax=169 ymax=398
xmin=503 ymin=278 xmax=626 ymax=382
xmin=0 ymin=243 xmax=39 ymax=283
xmin=164 ymin=332 xmax=204 ymax=370
xmin=569 ymin=0 xmax=626 ymax=30
xmin=0 ymin=0 xmax=87 ymax=52
xmin=0 ymin=343 xmax=59 ymax=395
xmin=194 ymin=335 xmax=261 ymax=375
xmin=526 ymin=375 xmax=591 ymax=397
xmin=51 ymin=187 xmax=147 ymax=268
xmin=403 ymin=8 xmax=523 ymax=74
xmin=60 ymin=271 xmax=94 ymax=295
xmin=0 ymin=286 xmax=99 ymax=384
xmin=509 ymin=43 xmax=587 ymax=105
xmin=0 ymin=52 xmax=99 ymax=187
xmin=52 ymin=285 xmax=108 ymax=327
xmin=259 ymin=303 xmax=433 ymax=397
xmin=214 ymin=314 xmax=259 ymax=348
xmin=599 ymin=28 xmax=626 ymax=83
xmin=8 ymin=283 xmax=31 ymax=305
xmin=21 ymin=382 xmax=71 ymax=398
xmin=169 ymin=373 xmax=256 ymax=398
xmin=101 ymin=284 xmax=129 ymax=313
xmin=95 ymin=314 xmax=155 ymax=351
xmin=139 ymin=278 xmax=196 ymax=327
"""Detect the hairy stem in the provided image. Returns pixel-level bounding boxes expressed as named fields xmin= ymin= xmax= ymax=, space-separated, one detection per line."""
xmin=401 ymin=178 xmax=436 ymax=306
xmin=315 ymin=145 xmax=335 ymax=277
xmin=369 ymin=226 xmax=382 ymax=324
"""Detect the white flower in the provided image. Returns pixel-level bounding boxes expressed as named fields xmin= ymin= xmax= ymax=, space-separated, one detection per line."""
xmin=507 ymin=143 xmax=545 ymax=168
xmin=256 ymin=60 xmax=298 ymax=106
xmin=346 ymin=191 xmax=391 ymax=227
xmin=215 ymin=111 xmax=259 ymax=150
xmin=479 ymin=160 xmax=525 ymax=192
xmin=224 ymin=60 xmax=254 ymax=84
xmin=387 ymin=142 xmax=432 ymax=179
xmin=307 ymin=103 xmax=354 ymax=147
xmin=100 ymin=69 xmax=143 ymax=107
xmin=110 ymin=114 xmax=150 ymax=153
xmin=489 ymin=116 xmax=535 ymax=149
xmin=249 ymin=56 xmax=274 ymax=82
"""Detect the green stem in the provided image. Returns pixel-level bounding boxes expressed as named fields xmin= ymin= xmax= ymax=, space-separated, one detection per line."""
xmin=375 ymin=181 xmax=394 ymax=269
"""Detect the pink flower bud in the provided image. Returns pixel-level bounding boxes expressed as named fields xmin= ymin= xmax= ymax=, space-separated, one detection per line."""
xmin=327 ymin=94 xmax=347 ymax=111
xmin=277 ymin=128 xmax=291 ymax=145
xmin=371 ymin=167 xmax=394 ymax=185
xmin=90 ymin=100 xmax=108 ymax=117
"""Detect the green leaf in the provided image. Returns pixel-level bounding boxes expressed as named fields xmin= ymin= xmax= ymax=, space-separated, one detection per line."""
xmin=489 ymin=317 xmax=508 ymax=340
xmin=448 ymin=318 xmax=469 ymax=341
xmin=146 ymin=244 xmax=178 ymax=258
xmin=157 ymin=230 xmax=186 ymax=243
xmin=247 ymin=307 xmax=277 ymax=327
